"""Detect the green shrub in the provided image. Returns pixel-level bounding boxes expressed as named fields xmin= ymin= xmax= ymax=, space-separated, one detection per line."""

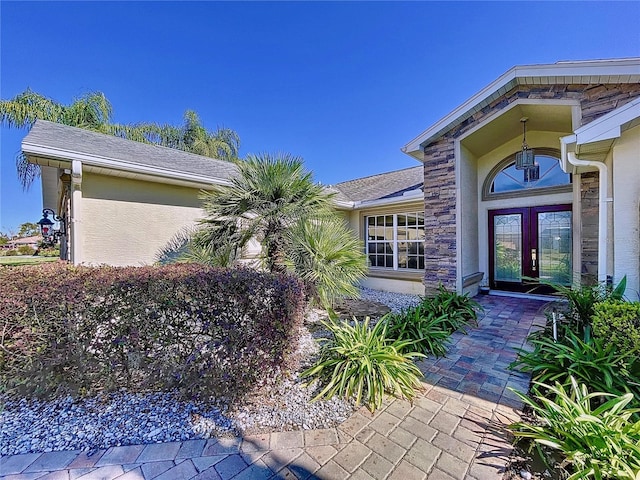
xmin=510 ymin=378 xmax=640 ymax=479
xmin=16 ymin=245 xmax=35 ymax=256
xmin=301 ymin=316 xmax=424 ymax=412
xmin=38 ymin=247 xmax=60 ymax=257
xmin=539 ymin=276 xmax=626 ymax=338
xmin=511 ymin=328 xmax=639 ymax=403
xmin=592 ymin=300 xmax=640 ymax=354
xmin=383 ymin=306 xmax=451 ymax=358
xmin=0 ymin=263 xmax=306 ymax=401
xmin=421 ymin=285 xmax=481 ymax=333
xmin=5 ymin=249 xmax=18 ymax=256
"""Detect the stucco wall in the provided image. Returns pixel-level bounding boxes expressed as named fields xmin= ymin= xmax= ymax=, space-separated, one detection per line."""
xmin=361 ymin=276 xmax=425 ymax=295
xmin=612 ymin=124 xmax=640 ymax=300
xmin=78 ymin=173 xmax=205 ymax=266
xmin=40 ymin=166 xmax=60 ymax=212
xmin=458 ymin=144 xmax=479 ymax=283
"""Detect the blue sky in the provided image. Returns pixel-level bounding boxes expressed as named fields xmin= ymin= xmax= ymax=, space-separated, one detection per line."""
xmin=1 ymin=1 xmax=638 ymax=233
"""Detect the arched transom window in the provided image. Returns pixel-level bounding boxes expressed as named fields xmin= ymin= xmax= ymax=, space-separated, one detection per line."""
xmin=482 ymin=148 xmax=571 ymax=200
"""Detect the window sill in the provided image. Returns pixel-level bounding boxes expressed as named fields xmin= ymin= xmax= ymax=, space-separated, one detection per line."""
xmin=367 ymin=268 xmax=424 ymax=281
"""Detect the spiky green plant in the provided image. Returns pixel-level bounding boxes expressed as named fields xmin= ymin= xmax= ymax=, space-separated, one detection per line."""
xmin=155 ymin=226 xmax=238 ymax=267
xmin=510 ymin=378 xmax=640 ymax=479
xmin=285 ymin=217 xmax=367 ymax=308
xmin=421 ymin=284 xmax=481 ymax=333
xmin=301 ymin=316 xmax=424 ymax=412
xmin=510 ymin=328 xmax=639 ymax=402
xmin=532 ymin=276 xmax=627 ymax=339
xmin=383 ymin=306 xmax=451 ymax=358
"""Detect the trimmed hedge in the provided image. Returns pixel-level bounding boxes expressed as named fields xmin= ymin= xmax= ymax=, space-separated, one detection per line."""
xmin=592 ymin=300 xmax=640 ymax=354
xmin=0 ymin=263 xmax=306 ymax=400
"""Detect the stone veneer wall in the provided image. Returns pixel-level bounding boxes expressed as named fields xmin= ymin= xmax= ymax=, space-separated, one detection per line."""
xmin=580 ymin=172 xmax=600 ymax=281
xmin=422 ymin=83 xmax=640 ymax=291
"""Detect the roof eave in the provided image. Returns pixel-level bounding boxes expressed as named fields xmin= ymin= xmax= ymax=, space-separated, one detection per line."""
xmin=402 ymin=58 xmax=640 ymax=157
xmin=353 ymin=191 xmax=424 ymax=209
xmin=22 ymin=141 xmax=232 ymax=188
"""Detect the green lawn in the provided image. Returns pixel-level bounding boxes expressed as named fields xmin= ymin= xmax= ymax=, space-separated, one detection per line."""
xmin=0 ymin=256 xmax=59 ymax=266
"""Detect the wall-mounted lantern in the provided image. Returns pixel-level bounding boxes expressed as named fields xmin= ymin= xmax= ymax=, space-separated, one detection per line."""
xmin=37 ymin=208 xmax=65 ymax=245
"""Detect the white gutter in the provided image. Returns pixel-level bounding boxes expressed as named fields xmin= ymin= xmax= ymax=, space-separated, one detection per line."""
xmin=332 ymin=190 xmax=424 ymax=211
xmin=561 ymin=137 xmax=610 ymax=283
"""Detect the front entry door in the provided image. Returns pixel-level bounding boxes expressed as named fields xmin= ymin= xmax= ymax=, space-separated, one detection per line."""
xmin=489 ymin=205 xmax=572 ymax=293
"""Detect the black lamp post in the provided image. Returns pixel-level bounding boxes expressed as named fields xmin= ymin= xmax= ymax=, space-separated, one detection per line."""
xmin=37 ymin=208 xmax=65 ymax=244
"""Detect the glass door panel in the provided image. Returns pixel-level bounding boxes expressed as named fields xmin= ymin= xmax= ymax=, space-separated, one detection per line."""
xmin=494 ymin=214 xmax=523 ymax=282
xmin=537 ymin=211 xmax=572 ymax=285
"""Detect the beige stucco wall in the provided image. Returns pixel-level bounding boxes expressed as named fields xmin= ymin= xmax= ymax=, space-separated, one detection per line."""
xmin=40 ymin=166 xmax=60 ymax=212
xmin=360 ymin=276 xmax=425 ymax=295
xmin=612 ymin=124 xmax=640 ymax=301
xmin=78 ymin=173 xmax=205 ymax=266
xmin=458 ymin=144 xmax=479 ymax=290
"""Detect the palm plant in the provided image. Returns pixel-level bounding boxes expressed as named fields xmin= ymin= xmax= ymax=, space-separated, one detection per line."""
xmin=154 ymin=226 xmax=238 ymax=267
xmin=197 ymin=153 xmax=334 ymax=273
xmin=285 ymin=216 xmax=367 ymax=307
xmin=1 ymin=88 xmax=241 ymax=188
xmin=137 ymin=110 xmax=240 ymax=161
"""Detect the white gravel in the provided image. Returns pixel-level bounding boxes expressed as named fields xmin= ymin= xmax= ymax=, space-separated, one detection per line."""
xmin=0 ymin=288 xmax=420 ymax=455
xmin=359 ymin=287 xmax=422 ymax=313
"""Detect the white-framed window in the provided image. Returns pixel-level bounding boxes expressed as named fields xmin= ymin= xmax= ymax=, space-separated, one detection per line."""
xmin=366 ymin=212 xmax=425 ymax=270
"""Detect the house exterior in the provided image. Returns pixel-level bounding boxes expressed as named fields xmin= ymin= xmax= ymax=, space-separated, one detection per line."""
xmin=402 ymin=58 xmax=640 ymax=299
xmin=22 ymin=120 xmax=238 ymax=266
xmin=22 ymin=58 xmax=640 ymax=299
xmin=22 ymin=121 xmax=425 ymax=294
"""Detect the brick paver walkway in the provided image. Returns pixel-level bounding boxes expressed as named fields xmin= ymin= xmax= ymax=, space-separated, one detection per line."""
xmin=0 ymin=296 xmax=548 ymax=480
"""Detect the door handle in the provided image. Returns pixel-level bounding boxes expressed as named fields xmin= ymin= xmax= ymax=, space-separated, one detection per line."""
xmin=531 ymin=248 xmax=537 ymax=271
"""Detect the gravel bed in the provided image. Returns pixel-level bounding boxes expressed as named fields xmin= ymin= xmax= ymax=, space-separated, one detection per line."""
xmin=0 ymin=288 xmax=418 ymax=456
xmin=359 ymin=286 xmax=422 ymax=313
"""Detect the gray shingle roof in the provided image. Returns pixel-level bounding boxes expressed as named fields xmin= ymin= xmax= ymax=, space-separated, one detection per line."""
xmin=23 ymin=121 xmax=424 ymax=204
xmin=23 ymin=120 xmax=238 ymax=181
xmin=332 ymin=166 xmax=423 ymax=202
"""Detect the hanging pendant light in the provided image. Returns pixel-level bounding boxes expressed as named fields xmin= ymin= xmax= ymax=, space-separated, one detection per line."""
xmin=515 ymin=117 xmax=535 ymax=170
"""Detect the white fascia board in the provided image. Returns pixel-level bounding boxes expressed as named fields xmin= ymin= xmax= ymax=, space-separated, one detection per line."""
xmin=402 ymin=58 xmax=640 ymax=157
xmin=353 ymin=191 xmax=424 ymax=210
xmin=402 ymin=68 xmax=518 ymax=155
xmin=574 ymin=97 xmax=640 ymax=145
xmin=22 ymin=141 xmax=232 ymax=187
xmin=332 ymin=199 xmax=356 ymax=210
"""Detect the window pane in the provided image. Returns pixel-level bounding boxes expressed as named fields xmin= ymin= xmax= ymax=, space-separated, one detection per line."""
xmin=491 ymin=155 xmax=570 ymax=194
xmin=397 ymin=242 xmax=408 ymax=268
xmin=366 ymin=212 xmax=425 ymax=270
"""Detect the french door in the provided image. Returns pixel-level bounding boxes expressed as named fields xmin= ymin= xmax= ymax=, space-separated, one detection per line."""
xmin=489 ymin=205 xmax=572 ymax=293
